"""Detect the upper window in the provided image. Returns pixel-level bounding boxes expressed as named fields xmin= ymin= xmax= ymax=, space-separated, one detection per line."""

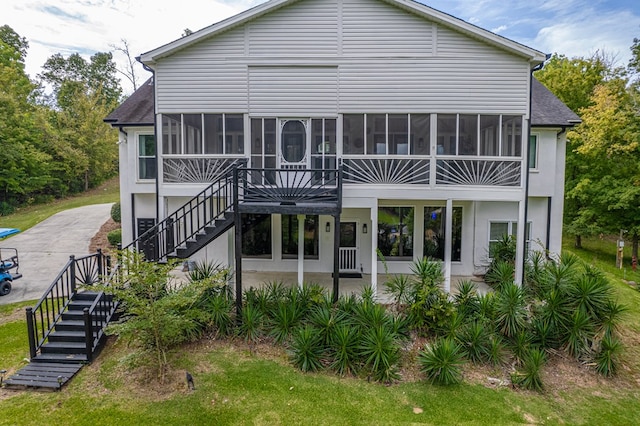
xmin=437 ymin=114 xmax=522 ymax=157
xmin=378 ymin=206 xmax=414 ymax=259
xmin=162 ymin=113 xmax=244 ymax=155
xmin=529 ymin=135 xmax=538 ymax=169
xmin=137 ymin=134 xmax=156 ymax=180
xmin=343 ymin=114 xmax=430 ymax=156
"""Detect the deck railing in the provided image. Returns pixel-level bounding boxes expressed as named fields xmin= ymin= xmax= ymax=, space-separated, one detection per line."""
xmin=26 ymin=250 xmax=112 ymax=360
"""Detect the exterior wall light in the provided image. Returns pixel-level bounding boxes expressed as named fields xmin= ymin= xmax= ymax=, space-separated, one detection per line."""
xmin=363 ymin=224 xmax=368 ymax=234
xmin=326 ymin=221 xmax=331 ymax=232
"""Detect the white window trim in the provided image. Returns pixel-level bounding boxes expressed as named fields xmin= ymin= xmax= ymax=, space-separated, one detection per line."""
xmin=136 ymin=132 xmax=156 ymax=182
xmin=529 ymin=133 xmax=539 ymax=171
xmin=488 ymin=221 xmax=532 ymax=258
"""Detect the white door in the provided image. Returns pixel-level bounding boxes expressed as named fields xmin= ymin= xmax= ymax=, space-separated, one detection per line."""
xmin=278 ymin=119 xmax=310 ymax=170
xmin=339 ymin=221 xmax=359 ymax=272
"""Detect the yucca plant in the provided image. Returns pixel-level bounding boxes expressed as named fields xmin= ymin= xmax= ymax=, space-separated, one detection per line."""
xmin=564 ymin=309 xmax=595 ymax=358
xmin=206 ymin=293 xmax=234 ymax=337
xmin=495 ymin=283 xmax=528 ymax=338
xmin=309 ymin=304 xmax=347 ymax=346
xmin=534 ymin=289 xmax=570 ymax=348
xmin=418 ymin=338 xmax=465 ymax=385
xmin=440 ymin=311 xmax=466 ymax=340
xmin=238 ymin=304 xmax=264 ymax=351
xmin=410 ymin=257 xmax=444 ymax=289
xmin=487 ymin=334 xmax=506 ymax=366
xmin=353 ymin=301 xmax=392 ymax=329
xmin=489 ymin=234 xmax=516 ymax=264
xmin=595 ymin=334 xmax=622 ymax=377
xmin=329 ymin=324 xmax=361 ymax=376
xmin=457 ymin=320 xmax=490 ymax=364
xmin=597 ymin=299 xmax=627 ymax=340
xmin=485 ymin=260 xmax=515 ymax=289
xmin=510 ymin=330 xmax=533 ymax=364
xmin=384 ymin=274 xmax=412 ymax=309
xmin=512 ymin=347 xmax=546 ymax=392
xmin=269 ymin=300 xmax=304 ymax=344
xmin=567 ymin=275 xmax=613 ymax=321
xmin=453 ymin=280 xmax=480 ymax=320
xmin=358 ymin=325 xmax=401 ymax=383
xmin=289 ymin=325 xmax=325 ymax=372
xmin=477 ymin=293 xmax=496 ymax=322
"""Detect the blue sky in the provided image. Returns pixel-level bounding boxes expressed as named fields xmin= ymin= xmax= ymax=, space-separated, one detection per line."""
xmin=4 ymin=0 xmax=639 ymax=94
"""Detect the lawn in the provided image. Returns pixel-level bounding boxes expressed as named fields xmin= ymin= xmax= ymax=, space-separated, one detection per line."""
xmin=0 ymin=177 xmax=119 ymax=232
xmin=2 ymin=227 xmax=640 ymax=424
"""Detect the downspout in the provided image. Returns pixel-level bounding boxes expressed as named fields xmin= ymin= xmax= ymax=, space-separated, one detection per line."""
xmin=140 ymin=60 xmax=160 ymax=224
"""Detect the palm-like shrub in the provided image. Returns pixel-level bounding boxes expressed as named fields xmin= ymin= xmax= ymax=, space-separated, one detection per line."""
xmin=495 ymin=283 xmax=528 ymax=338
xmin=411 ymin=257 xmax=445 ymax=288
xmin=595 ymin=335 xmax=622 ymax=377
xmin=512 ymin=348 xmax=546 ymax=391
xmin=309 ymin=305 xmax=346 ymax=346
xmin=238 ymin=304 xmax=264 ymax=347
xmin=567 ymin=275 xmax=613 ymax=321
xmin=289 ymin=325 xmax=324 ymax=372
xmin=206 ymin=293 xmax=234 ymax=337
xmin=454 ymin=280 xmax=480 ymax=320
xmin=359 ymin=325 xmax=401 ymax=382
xmin=485 ymin=260 xmax=515 ymax=288
xmin=457 ymin=320 xmax=491 ymax=363
xmin=384 ymin=274 xmax=412 ymax=308
xmin=597 ymin=299 xmax=627 ymax=340
xmin=329 ymin=324 xmax=361 ymax=376
xmin=269 ymin=300 xmax=304 ymax=344
xmin=477 ymin=293 xmax=496 ymax=322
xmin=564 ymin=309 xmax=595 ymax=358
xmin=487 ymin=334 xmax=506 ymax=366
xmin=418 ymin=338 xmax=465 ymax=385
xmin=510 ymin=330 xmax=533 ymax=364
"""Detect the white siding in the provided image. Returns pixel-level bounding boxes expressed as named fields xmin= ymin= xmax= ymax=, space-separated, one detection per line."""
xmin=167 ymin=27 xmax=245 ymax=60
xmin=249 ymin=66 xmax=338 ymax=115
xmin=339 ymin=58 xmax=529 ymax=113
xmin=437 ymin=25 xmax=506 ymax=57
xmin=248 ymin=0 xmax=338 ymax=56
xmin=342 ymin=0 xmax=433 ymax=56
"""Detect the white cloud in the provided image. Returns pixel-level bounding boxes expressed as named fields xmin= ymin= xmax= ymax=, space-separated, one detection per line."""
xmin=491 ymin=25 xmax=508 ymax=33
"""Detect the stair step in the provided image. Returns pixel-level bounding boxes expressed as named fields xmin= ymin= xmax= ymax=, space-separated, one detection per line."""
xmin=3 ymin=362 xmax=83 ymax=390
xmin=73 ymin=291 xmax=113 ymax=302
xmin=54 ymin=320 xmax=86 ymax=332
xmin=31 ymin=353 xmax=88 ymax=364
xmin=62 ymin=311 xmax=107 ymax=321
xmin=48 ymin=330 xmax=96 ymax=343
xmin=41 ymin=341 xmax=87 ymax=354
xmin=66 ymin=300 xmax=94 ymax=310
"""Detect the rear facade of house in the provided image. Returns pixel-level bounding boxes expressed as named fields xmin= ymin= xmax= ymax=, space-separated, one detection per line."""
xmin=106 ymin=0 xmax=578 ymax=292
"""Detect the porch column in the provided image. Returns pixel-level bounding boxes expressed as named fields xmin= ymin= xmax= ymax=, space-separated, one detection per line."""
xmin=370 ymin=206 xmax=378 ymax=295
xmin=297 ymin=214 xmax=305 ymax=288
xmin=515 ymin=199 xmax=526 ymax=285
xmin=444 ymin=198 xmax=453 ymax=293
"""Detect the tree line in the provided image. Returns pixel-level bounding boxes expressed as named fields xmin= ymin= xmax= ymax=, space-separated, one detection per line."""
xmin=535 ymin=38 xmax=640 ymax=259
xmin=0 ymin=25 xmax=122 ymax=215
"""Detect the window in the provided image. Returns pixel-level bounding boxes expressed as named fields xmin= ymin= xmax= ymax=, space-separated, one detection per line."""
xmin=424 ymin=206 xmax=462 ymax=261
xmin=378 ymin=207 xmax=414 ymax=259
xmin=502 ymin=116 xmax=522 ymax=157
xmin=311 ymin=118 xmax=337 ymax=170
xmin=250 ymin=118 xmax=277 ymax=183
xmin=529 ymin=135 xmax=538 ymax=169
xmin=437 ymin=114 xmax=457 ymax=155
xmin=137 ymin=134 xmax=156 ymax=180
xmin=282 ymin=215 xmax=319 ymax=259
xmin=343 ymin=114 xmax=365 ymax=154
xmin=488 ymin=221 xmax=531 ymax=257
xmin=242 ymin=214 xmax=272 ymax=258
xmin=480 ymin=115 xmax=500 ymax=156
xmin=343 ymin=114 xmax=430 ymax=156
xmin=162 ymin=113 xmax=244 ymax=155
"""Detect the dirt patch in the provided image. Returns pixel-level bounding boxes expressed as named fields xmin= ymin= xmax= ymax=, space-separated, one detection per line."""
xmin=89 ymin=218 xmax=120 ymax=255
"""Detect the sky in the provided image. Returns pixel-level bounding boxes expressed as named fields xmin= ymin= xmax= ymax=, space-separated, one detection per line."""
xmin=4 ymin=0 xmax=640 ymax=94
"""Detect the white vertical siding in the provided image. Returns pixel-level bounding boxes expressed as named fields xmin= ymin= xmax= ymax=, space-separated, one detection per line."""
xmin=342 ymin=0 xmax=433 ymax=56
xmin=249 ymin=66 xmax=338 ymax=115
xmin=248 ymin=0 xmax=338 ymax=56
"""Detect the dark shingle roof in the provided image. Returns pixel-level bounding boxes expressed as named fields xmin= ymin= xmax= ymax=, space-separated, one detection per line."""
xmin=104 ymin=76 xmax=580 ymax=129
xmin=104 ymin=78 xmax=154 ymax=126
xmin=531 ymin=78 xmax=581 ymax=127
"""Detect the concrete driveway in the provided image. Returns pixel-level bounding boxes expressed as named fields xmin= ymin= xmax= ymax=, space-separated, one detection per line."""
xmin=0 ymin=203 xmax=113 ymax=305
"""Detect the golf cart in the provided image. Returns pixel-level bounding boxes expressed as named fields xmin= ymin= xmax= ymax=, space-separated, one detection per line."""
xmin=0 ymin=228 xmax=22 ymax=296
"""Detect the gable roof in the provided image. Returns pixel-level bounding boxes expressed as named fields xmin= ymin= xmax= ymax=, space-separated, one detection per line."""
xmin=139 ymin=0 xmax=546 ymax=65
xmin=104 ymin=78 xmax=154 ymax=127
xmin=105 ymin=76 xmax=580 ymax=130
xmin=531 ymin=78 xmax=581 ymax=128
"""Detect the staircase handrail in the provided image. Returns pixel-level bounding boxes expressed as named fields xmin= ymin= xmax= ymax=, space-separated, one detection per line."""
xmin=125 ymin=161 xmax=244 ymax=261
xmin=26 ymin=250 xmax=110 ymax=360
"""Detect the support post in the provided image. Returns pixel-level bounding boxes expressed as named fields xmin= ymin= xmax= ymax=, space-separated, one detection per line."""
xmin=26 ymin=307 xmax=36 ymax=359
xmin=96 ymin=248 xmax=103 ymax=281
xmin=333 ymin=214 xmax=340 ymax=302
xmin=69 ymin=255 xmax=77 ymax=294
xmin=297 ymin=214 xmax=305 ymax=288
xmin=370 ymin=206 xmax=378 ymax=295
xmin=233 ymin=167 xmax=243 ymax=315
xmin=444 ymin=199 xmax=453 ymax=293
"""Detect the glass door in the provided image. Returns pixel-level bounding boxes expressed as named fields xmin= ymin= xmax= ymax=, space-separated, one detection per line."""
xmin=339 ymin=221 xmax=359 ymax=272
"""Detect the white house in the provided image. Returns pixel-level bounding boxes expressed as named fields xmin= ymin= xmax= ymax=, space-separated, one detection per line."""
xmin=105 ymin=0 xmax=579 ymax=299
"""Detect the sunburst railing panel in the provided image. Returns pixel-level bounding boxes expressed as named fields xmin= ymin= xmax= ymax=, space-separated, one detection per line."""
xmin=342 ymin=158 xmax=430 ymax=185
xmin=163 ymin=157 xmax=245 ymax=183
xmin=435 ymin=159 xmax=521 ymax=186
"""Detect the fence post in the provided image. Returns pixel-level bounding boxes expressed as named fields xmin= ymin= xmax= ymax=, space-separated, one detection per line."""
xmin=96 ymin=248 xmax=103 ymax=281
xmin=83 ymin=308 xmax=93 ymax=362
xmin=26 ymin=307 xmax=37 ymax=359
xmin=69 ymin=255 xmax=77 ymax=294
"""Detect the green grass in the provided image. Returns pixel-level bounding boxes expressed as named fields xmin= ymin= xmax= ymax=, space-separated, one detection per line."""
xmin=0 ymin=177 xmax=119 ymax=232
xmin=2 ymin=233 xmax=640 ymax=424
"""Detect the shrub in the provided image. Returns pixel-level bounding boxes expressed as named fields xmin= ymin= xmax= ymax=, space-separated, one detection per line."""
xmin=454 ymin=280 xmax=480 ymax=320
xmin=384 ymin=273 xmax=412 ymax=308
xmin=107 ymin=229 xmax=122 ymax=247
xmin=418 ymin=338 xmax=465 ymax=385
xmin=110 ymin=202 xmax=121 ymax=223
xmin=457 ymin=320 xmax=491 ymax=364
xmin=290 ymin=325 xmax=324 ymax=372
xmin=595 ymin=335 xmax=622 ymax=377
xmin=329 ymin=324 xmax=360 ymax=376
xmin=269 ymin=300 xmax=304 ymax=344
xmin=238 ymin=304 xmax=264 ymax=347
xmin=485 ymin=260 xmax=515 ymax=288
xmin=359 ymin=325 xmax=401 ymax=383
xmin=512 ymin=348 xmax=546 ymax=391
xmin=495 ymin=283 xmax=528 ymax=338
xmin=564 ymin=309 xmax=595 ymax=358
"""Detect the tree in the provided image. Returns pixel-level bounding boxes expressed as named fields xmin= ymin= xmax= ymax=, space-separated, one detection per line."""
xmin=110 ymin=38 xmax=140 ymax=92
